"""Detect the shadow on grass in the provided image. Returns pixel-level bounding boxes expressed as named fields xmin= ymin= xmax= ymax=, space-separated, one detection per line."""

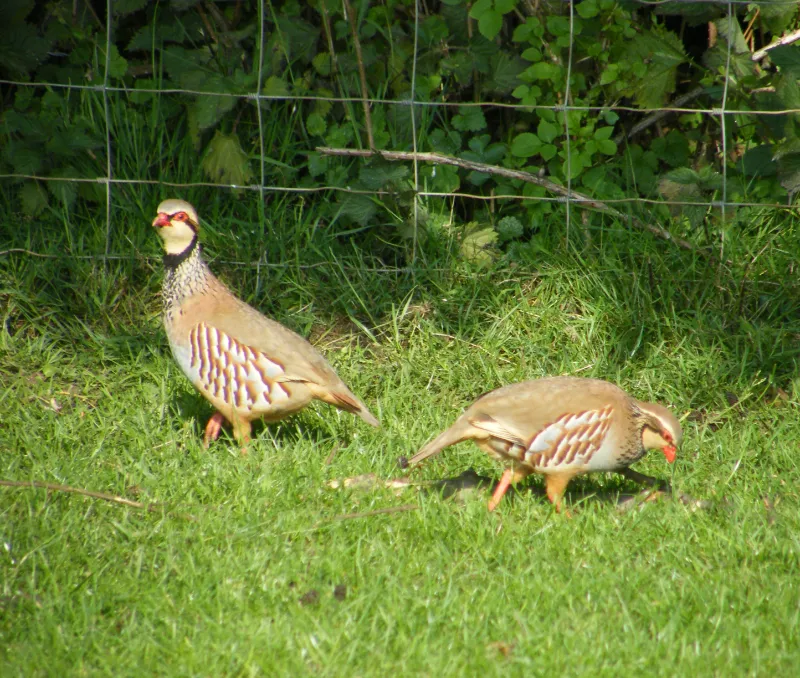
xmin=416 ymin=468 xmax=711 ymax=513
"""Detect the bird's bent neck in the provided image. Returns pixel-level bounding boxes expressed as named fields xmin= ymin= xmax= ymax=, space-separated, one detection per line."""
xmin=161 ymin=238 xmax=211 ymax=321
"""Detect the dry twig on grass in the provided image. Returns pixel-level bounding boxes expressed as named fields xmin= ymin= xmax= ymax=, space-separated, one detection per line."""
xmin=0 ymin=479 xmax=197 ymax=521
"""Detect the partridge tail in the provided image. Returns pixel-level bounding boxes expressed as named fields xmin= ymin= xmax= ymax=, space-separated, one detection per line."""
xmin=409 ymin=420 xmax=473 ymax=466
xmin=311 ymin=384 xmax=380 ymax=427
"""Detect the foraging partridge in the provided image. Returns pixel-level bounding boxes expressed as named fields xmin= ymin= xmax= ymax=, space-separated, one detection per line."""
xmin=152 ymin=198 xmax=379 ymax=447
xmin=409 ymin=377 xmax=681 ymax=512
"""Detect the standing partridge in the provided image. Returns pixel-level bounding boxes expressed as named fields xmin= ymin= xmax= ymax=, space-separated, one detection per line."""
xmin=152 ymin=198 xmax=379 ymax=447
xmin=409 ymin=377 xmax=681 ymax=512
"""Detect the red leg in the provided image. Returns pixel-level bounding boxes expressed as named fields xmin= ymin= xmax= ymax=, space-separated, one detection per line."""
xmin=203 ymin=412 xmax=226 ymax=448
xmin=488 ymin=468 xmax=515 ymax=512
xmin=545 ymin=471 xmax=579 ymax=515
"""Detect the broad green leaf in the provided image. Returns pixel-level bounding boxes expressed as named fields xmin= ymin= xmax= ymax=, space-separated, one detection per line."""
xmin=540 ymin=144 xmax=558 ymax=161
xmin=477 ymin=9 xmax=503 ymax=41
xmin=200 ymin=131 xmax=254 ymax=186
xmin=521 ymin=47 xmax=542 ymax=62
xmin=597 ymin=139 xmax=617 ymax=155
xmin=562 ymin=150 xmax=585 ymax=180
xmin=495 ymin=0 xmax=517 ymax=14
xmin=546 ymin=16 xmax=571 ymax=37
xmin=510 ymin=132 xmax=542 ymax=157
xmin=524 ymin=61 xmax=560 ymax=81
xmin=537 ymin=120 xmax=559 ymax=143
xmin=576 ymin=0 xmax=598 ymax=19
xmin=468 ymin=0 xmax=493 ymax=19
xmin=594 ymin=126 xmax=614 ymax=141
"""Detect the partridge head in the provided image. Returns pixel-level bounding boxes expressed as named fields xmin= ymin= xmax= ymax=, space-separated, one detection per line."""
xmin=152 ymin=198 xmax=379 ymax=449
xmin=409 ymin=377 xmax=681 ymax=512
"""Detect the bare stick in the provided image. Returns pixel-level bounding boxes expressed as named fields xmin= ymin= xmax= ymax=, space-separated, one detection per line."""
xmin=0 ymin=480 xmax=196 ymax=520
xmin=342 ymin=0 xmax=375 ymax=150
xmin=752 ymin=28 xmax=800 ymax=62
xmin=317 ymin=146 xmax=697 ymax=252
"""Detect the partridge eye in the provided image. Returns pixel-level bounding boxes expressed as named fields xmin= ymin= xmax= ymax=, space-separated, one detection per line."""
xmin=174 ymin=211 xmax=188 ymax=221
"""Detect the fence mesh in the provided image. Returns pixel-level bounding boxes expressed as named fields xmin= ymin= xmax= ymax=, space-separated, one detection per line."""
xmin=1 ymin=0 xmax=799 ymax=272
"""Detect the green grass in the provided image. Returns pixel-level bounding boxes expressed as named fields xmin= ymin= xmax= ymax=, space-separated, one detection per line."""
xmin=2 ymin=189 xmax=800 ymax=676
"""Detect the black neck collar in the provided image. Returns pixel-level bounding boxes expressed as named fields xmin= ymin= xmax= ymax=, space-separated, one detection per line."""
xmin=163 ymin=236 xmax=198 ymax=270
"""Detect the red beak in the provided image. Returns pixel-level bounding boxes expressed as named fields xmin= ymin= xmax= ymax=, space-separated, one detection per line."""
xmin=662 ymin=445 xmax=677 ymax=464
xmin=152 ymin=212 xmax=171 ymax=228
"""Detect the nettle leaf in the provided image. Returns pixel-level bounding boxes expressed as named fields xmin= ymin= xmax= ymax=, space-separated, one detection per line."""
xmin=312 ymin=52 xmax=332 ymax=76
xmin=191 ymin=93 xmax=237 ymax=135
xmin=770 ymin=45 xmax=800 ymax=78
xmin=306 ymin=113 xmax=326 ymax=137
xmin=496 ymin=215 xmax=524 ymax=241
xmin=664 ymin=167 xmax=699 ymax=185
xmin=759 ymin=2 xmax=797 ymax=35
xmin=460 ymin=223 xmax=498 ymax=265
xmin=7 ymin=143 xmax=42 ymax=174
xmin=200 ymin=131 xmax=254 ymax=186
xmin=777 ymin=152 xmax=800 ymax=196
xmin=46 ymin=169 xmax=78 ymax=207
xmin=0 ymin=20 xmax=50 ymax=77
xmin=428 ymin=128 xmax=462 ymax=154
xmin=102 ymin=43 xmax=128 ymax=79
xmin=452 ymin=106 xmax=487 ymax=132
xmin=307 ymin=152 xmax=328 ymax=178
xmin=263 ymin=76 xmax=289 ymax=97
xmin=19 ymin=181 xmax=48 ymax=216
xmin=736 ymin=145 xmax=777 ymax=178
xmin=339 ymin=194 xmax=377 ymax=225
xmin=489 ymin=52 xmax=525 ymax=93
xmin=113 ymin=0 xmax=149 ymax=16
xmin=359 ymin=163 xmax=410 ymax=190
xmin=511 ymin=132 xmax=542 ymax=157
xmin=622 ymin=26 xmax=686 ymax=108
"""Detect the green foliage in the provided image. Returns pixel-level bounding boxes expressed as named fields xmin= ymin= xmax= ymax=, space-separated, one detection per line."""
xmin=1 ymin=0 xmax=799 ymax=251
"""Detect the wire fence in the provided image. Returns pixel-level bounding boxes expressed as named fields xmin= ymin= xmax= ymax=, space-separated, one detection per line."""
xmin=1 ymin=0 xmax=799 ymax=271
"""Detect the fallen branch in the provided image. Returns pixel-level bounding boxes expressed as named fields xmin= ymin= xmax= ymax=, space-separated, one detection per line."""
xmin=752 ymin=28 xmax=800 ymax=62
xmin=0 ymin=479 xmax=196 ymax=521
xmin=317 ymin=146 xmax=698 ymax=253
